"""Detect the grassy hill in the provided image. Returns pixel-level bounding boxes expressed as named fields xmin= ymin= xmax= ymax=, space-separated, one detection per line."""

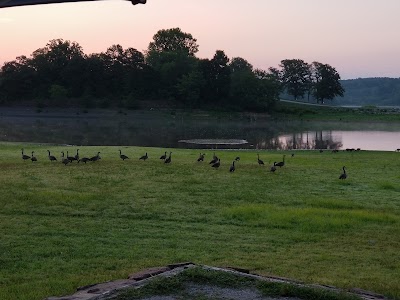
xmin=335 ymin=78 xmax=400 ymax=106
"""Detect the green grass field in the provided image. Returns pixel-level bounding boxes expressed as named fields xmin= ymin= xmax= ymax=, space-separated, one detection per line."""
xmin=0 ymin=143 xmax=399 ymax=299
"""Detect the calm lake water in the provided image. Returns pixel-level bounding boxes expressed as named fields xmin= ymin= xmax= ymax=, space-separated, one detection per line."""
xmin=0 ymin=108 xmax=399 ymax=151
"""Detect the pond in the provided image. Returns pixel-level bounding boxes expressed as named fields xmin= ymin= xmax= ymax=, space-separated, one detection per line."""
xmin=0 ymin=108 xmax=399 ymax=151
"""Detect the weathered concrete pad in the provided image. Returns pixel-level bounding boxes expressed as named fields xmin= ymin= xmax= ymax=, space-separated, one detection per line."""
xmin=46 ymin=263 xmax=195 ymax=300
xmin=128 ymin=266 xmax=171 ymax=281
xmin=46 ymin=263 xmax=388 ymax=300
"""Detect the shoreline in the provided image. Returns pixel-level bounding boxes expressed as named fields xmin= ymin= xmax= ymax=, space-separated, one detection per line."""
xmin=1 ymin=103 xmax=400 ymax=122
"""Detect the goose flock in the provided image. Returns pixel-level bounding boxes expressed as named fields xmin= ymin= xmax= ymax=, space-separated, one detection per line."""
xmin=20 ymin=148 xmax=349 ymax=179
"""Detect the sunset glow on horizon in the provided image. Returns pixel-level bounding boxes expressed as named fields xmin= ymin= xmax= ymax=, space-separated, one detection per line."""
xmin=1 ymin=0 xmax=400 ymax=79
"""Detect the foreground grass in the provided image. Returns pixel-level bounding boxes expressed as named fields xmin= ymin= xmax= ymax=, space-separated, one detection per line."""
xmin=0 ymin=143 xmax=399 ymax=299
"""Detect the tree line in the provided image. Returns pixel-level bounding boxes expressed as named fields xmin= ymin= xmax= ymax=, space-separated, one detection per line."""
xmin=0 ymin=28 xmax=344 ymax=111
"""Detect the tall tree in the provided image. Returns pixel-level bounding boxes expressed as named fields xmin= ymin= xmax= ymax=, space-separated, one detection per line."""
xmin=146 ymin=28 xmax=199 ymax=99
xmin=200 ymin=50 xmax=231 ymax=103
xmin=147 ymin=28 xmax=199 ymax=57
xmin=176 ymin=69 xmax=205 ymax=107
xmin=100 ymin=44 xmax=145 ymax=99
xmin=0 ymin=56 xmax=36 ymax=102
xmin=267 ymin=67 xmax=284 ymax=95
xmin=84 ymin=53 xmax=108 ymax=98
xmin=229 ymin=57 xmax=256 ymax=109
xmin=30 ymin=39 xmax=84 ymax=73
xmin=254 ymin=69 xmax=281 ymax=110
xmin=228 ymin=58 xmax=280 ymax=111
xmin=229 ymin=57 xmax=253 ymax=73
xmin=280 ymin=59 xmax=310 ymax=100
xmin=312 ymin=62 xmax=344 ymax=104
xmin=29 ymin=39 xmax=85 ymax=98
xmin=121 ymin=48 xmax=156 ymax=99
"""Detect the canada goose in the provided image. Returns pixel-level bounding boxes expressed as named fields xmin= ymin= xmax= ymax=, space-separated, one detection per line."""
xmin=212 ymin=159 xmax=221 ymax=169
xmin=275 ymin=155 xmax=286 ymax=168
xmin=31 ymin=151 xmax=37 ymax=162
xmin=229 ymin=161 xmax=235 ymax=172
xmin=164 ymin=152 xmax=172 ymax=164
xmin=209 ymin=153 xmax=218 ymax=165
xmin=78 ymin=157 xmax=90 ymax=164
xmin=47 ymin=150 xmax=57 ymax=162
xmin=21 ymin=148 xmax=30 ymax=161
xmin=257 ymin=154 xmax=264 ymax=166
xmin=235 ymin=156 xmax=240 ymax=161
xmin=61 ymin=151 xmax=69 ymax=166
xmin=197 ymin=153 xmax=205 ymax=162
xmin=291 ymin=153 xmax=295 ymax=157
xmin=160 ymin=151 xmax=167 ymax=160
xmin=270 ymin=162 xmax=277 ymax=172
xmin=319 ymin=149 xmax=324 ymax=153
xmin=90 ymin=152 xmax=101 ymax=162
xmin=67 ymin=151 xmax=76 ymax=163
xmin=119 ymin=150 xmax=129 ymax=160
xmin=75 ymin=149 xmax=80 ymax=161
xmin=139 ymin=152 xmax=148 ymax=161
xmin=339 ymin=166 xmax=347 ymax=179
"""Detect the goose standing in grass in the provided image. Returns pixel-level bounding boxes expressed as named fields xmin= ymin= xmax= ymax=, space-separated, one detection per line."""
xmin=21 ymin=148 xmax=30 ymax=161
xmin=257 ymin=154 xmax=264 ymax=166
xmin=164 ymin=152 xmax=172 ymax=164
xmin=229 ymin=161 xmax=235 ymax=172
xmin=160 ymin=151 xmax=167 ymax=160
xmin=339 ymin=166 xmax=347 ymax=179
xmin=61 ymin=151 xmax=69 ymax=166
xmin=78 ymin=157 xmax=90 ymax=164
xmin=47 ymin=150 xmax=57 ymax=162
xmin=270 ymin=162 xmax=277 ymax=173
xmin=90 ymin=152 xmax=101 ymax=162
xmin=197 ymin=153 xmax=205 ymax=162
xmin=275 ymin=155 xmax=286 ymax=168
xmin=212 ymin=158 xmax=221 ymax=169
xmin=139 ymin=152 xmax=148 ymax=161
xmin=67 ymin=151 xmax=76 ymax=163
xmin=74 ymin=149 xmax=80 ymax=161
xmin=31 ymin=151 xmax=37 ymax=162
xmin=235 ymin=156 xmax=240 ymax=161
xmin=119 ymin=150 xmax=129 ymax=161
xmin=209 ymin=153 xmax=218 ymax=165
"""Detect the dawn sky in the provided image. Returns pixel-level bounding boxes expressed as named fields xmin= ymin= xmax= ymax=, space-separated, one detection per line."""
xmin=1 ymin=0 xmax=400 ymax=79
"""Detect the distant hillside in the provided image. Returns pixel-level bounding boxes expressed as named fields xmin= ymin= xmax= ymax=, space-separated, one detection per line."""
xmin=335 ymin=77 xmax=400 ymax=106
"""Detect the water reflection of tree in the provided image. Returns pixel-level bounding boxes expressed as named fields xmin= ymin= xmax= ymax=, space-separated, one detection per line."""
xmin=285 ymin=131 xmax=342 ymax=150
xmin=255 ymin=131 xmax=342 ymax=150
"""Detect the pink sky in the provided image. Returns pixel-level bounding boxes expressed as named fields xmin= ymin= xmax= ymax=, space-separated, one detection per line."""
xmin=1 ymin=0 xmax=400 ymax=79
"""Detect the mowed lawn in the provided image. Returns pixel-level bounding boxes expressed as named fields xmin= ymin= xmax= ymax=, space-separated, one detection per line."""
xmin=0 ymin=143 xmax=399 ymax=300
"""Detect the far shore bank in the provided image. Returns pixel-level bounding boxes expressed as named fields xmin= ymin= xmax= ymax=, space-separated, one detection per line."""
xmin=0 ymin=105 xmax=270 ymax=120
xmin=0 ymin=102 xmax=400 ymax=123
